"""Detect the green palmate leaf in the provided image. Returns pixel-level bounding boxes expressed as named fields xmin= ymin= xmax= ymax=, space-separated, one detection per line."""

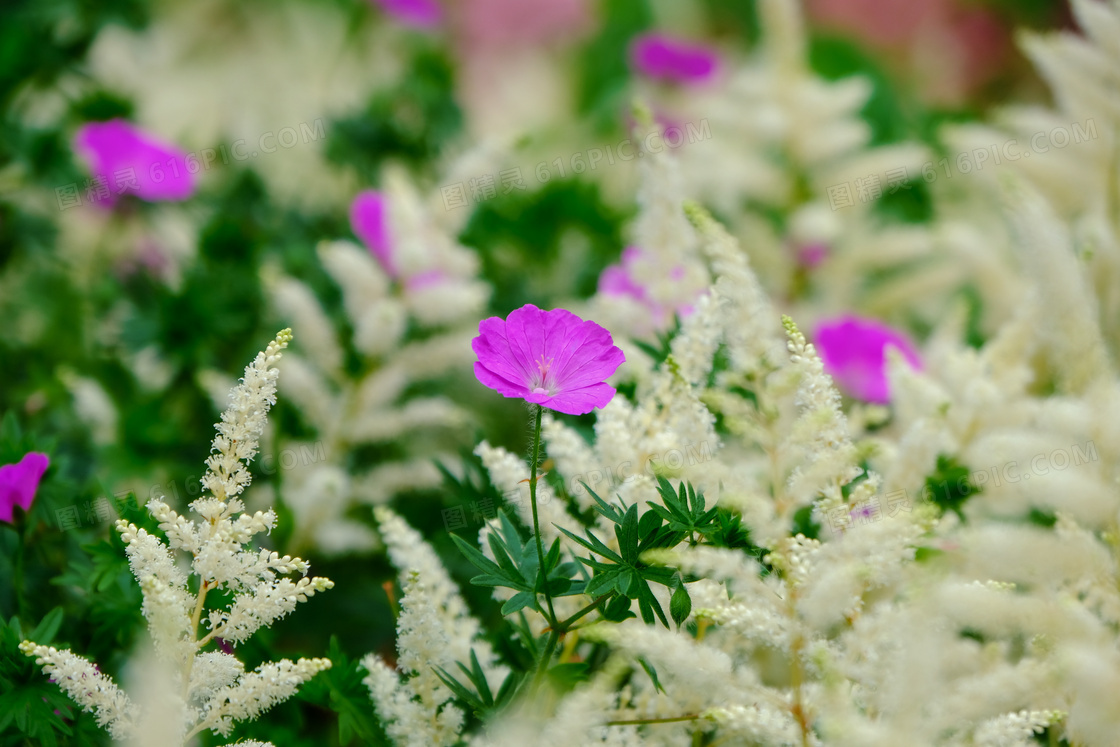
xmin=437 ymin=650 xmax=523 ymax=720
xmin=300 ymin=637 xmax=381 ymax=746
xmin=450 ymin=533 xmax=532 ymax=592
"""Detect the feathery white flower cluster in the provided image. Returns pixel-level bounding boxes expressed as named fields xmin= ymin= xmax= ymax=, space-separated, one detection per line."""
xmin=363 ymin=508 xmax=505 ymax=746
xmin=21 ymin=330 xmax=332 ymax=746
xmin=261 ymin=168 xmax=490 ymax=555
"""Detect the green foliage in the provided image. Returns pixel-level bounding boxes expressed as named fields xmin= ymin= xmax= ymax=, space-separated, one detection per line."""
xmin=925 ymin=454 xmax=981 ymax=521
xmin=326 ymin=45 xmax=462 ymax=183
xmin=459 ymin=179 xmax=629 ymax=313
xmin=299 ymin=637 xmax=386 ymax=747
xmin=575 ymin=0 xmax=653 ymax=131
xmin=556 ymin=481 xmax=697 ymax=628
xmin=450 ymin=511 xmax=585 ymax=618
xmin=434 ymin=649 xmax=523 ymax=721
xmin=0 ymin=612 xmax=108 ymax=746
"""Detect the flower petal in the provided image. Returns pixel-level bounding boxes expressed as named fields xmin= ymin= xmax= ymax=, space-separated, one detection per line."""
xmin=74 ymin=120 xmax=196 ymax=203
xmin=350 ymin=190 xmax=396 ymax=276
xmin=473 ymin=362 xmax=530 ymax=400
xmin=540 ymin=383 xmax=617 ymax=416
xmin=0 ymin=452 xmax=49 ymax=524
xmin=815 ymin=315 xmax=921 ymax=404
xmin=473 ymin=316 xmax=533 ymax=387
xmin=630 ymin=33 xmax=719 ymax=84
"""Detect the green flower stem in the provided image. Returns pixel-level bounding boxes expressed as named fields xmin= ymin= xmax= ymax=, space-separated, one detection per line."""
xmin=528 ymin=405 xmax=557 ymax=627
xmin=557 ymin=595 xmax=608 ymax=630
xmin=13 ymin=519 xmax=27 ymax=620
xmin=605 ymin=714 xmax=700 ymax=726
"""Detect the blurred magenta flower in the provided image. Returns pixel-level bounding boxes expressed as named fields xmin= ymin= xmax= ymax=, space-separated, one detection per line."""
xmin=0 ymin=452 xmax=49 ymax=524
xmin=630 ymin=33 xmax=719 ymax=84
xmin=350 ymin=190 xmax=397 ymax=276
xmin=455 ymin=0 xmax=590 ymax=47
xmin=369 ymin=0 xmax=442 ymax=28
xmin=814 ymin=315 xmax=921 ymax=404
xmin=473 ymin=304 xmax=625 ymax=415
xmin=796 ymin=242 xmax=829 ymax=269
xmin=74 ymin=120 xmax=196 ymax=203
xmin=598 ymin=246 xmax=696 ymax=331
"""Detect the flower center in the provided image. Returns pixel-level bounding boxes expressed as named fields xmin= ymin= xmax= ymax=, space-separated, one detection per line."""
xmin=531 ymin=355 xmax=557 ymax=396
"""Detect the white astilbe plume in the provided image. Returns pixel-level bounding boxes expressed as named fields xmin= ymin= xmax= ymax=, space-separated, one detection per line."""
xmin=21 ymin=330 xmax=332 ymax=745
xmin=972 ymin=709 xmax=1064 ymax=747
xmin=373 ymin=505 xmax=502 ymax=683
xmin=17 ymin=642 xmax=138 ymax=740
xmin=261 ymin=168 xmax=489 ymax=556
xmin=361 ymin=572 xmax=468 ymax=747
xmin=780 ymin=315 xmax=863 ymax=512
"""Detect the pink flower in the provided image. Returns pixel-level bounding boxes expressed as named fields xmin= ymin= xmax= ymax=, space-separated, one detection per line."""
xmin=814 ymin=315 xmax=921 ymax=404
xmin=598 ymin=247 xmax=696 ymax=331
xmin=0 ymin=452 xmax=49 ymax=524
xmin=473 ymin=304 xmax=625 ymax=415
xmin=369 ymin=0 xmax=442 ymax=28
xmin=796 ymin=242 xmax=829 ymax=269
xmin=454 ymin=0 xmax=591 ymax=48
xmin=350 ymin=190 xmax=397 ymax=277
xmin=74 ymin=120 xmax=196 ymax=203
xmin=630 ymin=33 xmax=719 ymax=85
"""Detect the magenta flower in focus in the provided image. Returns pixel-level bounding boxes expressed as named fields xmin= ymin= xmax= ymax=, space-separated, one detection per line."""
xmin=473 ymin=304 xmax=625 ymax=415
xmin=630 ymin=33 xmax=719 ymax=84
xmin=814 ymin=315 xmax=922 ymax=404
xmin=369 ymin=0 xmax=442 ymax=28
xmin=74 ymin=120 xmax=196 ymax=203
xmin=350 ymin=190 xmax=397 ymax=276
xmin=0 ymin=452 xmax=49 ymax=524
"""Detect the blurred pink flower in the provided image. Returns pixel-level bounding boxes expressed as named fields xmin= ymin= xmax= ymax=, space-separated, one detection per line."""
xmin=814 ymin=315 xmax=921 ymax=404
xmin=796 ymin=242 xmax=829 ymax=269
xmin=598 ymin=246 xmax=696 ymax=331
xmin=350 ymin=190 xmax=397 ymax=277
xmin=369 ymin=0 xmax=442 ymax=28
xmin=473 ymin=304 xmax=625 ymax=415
xmin=74 ymin=120 xmax=196 ymax=203
xmin=454 ymin=0 xmax=591 ymax=48
xmin=0 ymin=452 xmax=49 ymax=524
xmin=630 ymin=33 xmax=719 ymax=85
xmin=804 ymin=0 xmax=1010 ymax=103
